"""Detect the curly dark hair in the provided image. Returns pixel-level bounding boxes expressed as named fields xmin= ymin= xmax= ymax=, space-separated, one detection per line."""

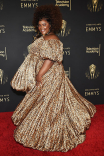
xmin=32 ymin=4 xmax=62 ymax=34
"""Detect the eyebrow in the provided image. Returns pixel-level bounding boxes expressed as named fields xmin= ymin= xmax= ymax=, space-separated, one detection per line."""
xmin=38 ymin=23 xmax=46 ymax=26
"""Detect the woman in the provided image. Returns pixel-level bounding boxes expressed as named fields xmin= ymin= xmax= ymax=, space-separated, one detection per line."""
xmin=11 ymin=4 xmax=96 ymax=152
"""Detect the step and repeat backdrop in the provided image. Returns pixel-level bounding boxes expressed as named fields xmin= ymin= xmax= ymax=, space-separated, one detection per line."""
xmin=0 ymin=0 xmax=104 ymax=112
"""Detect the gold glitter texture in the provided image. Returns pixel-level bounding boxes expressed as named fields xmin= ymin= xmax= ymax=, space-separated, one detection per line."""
xmin=11 ymin=36 xmax=96 ymax=152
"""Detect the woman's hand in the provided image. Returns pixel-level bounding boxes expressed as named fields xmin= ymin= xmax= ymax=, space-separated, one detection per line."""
xmin=36 ymin=74 xmax=42 ymax=87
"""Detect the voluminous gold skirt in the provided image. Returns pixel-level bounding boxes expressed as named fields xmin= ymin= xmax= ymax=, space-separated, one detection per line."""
xmin=11 ymin=63 xmax=96 ymax=152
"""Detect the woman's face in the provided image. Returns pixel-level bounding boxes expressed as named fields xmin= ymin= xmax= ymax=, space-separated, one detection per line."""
xmin=38 ymin=19 xmax=51 ymax=35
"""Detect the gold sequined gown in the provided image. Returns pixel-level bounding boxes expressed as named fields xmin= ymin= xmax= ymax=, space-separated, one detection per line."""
xmin=11 ymin=36 xmax=96 ymax=152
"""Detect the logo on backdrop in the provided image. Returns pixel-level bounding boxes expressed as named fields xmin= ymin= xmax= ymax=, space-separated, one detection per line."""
xmin=85 ymin=64 xmax=100 ymax=79
xmin=22 ymin=25 xmax=36 ymax=32
xmin=0 ymin=25 xmax=5 ymax=33
xmin=0 ymin=69 xmax=8 ymax=85
xmin=65 ymin=67 xmax=71 ymax=79
xmin=0 ymin=0 xmax=3 ymax=10
xmin=87 ymin=0 xmax=103 ymax=12
xmin=86 ymin=23 xmax=101 ymax=32
xmin=86 ymin=44 xmax=101 ymax=56
xmin=0 ymin=47 xmax=7 ymax=60
xmin=20 ymin=0 xmax=38 ymax=8
xmin=63 ymin=47 xmax=70 ymax=55
xmin=58 ymin=20 xmax=71 ymax=37
xmin=55 ymin=0 xmax=71 ymax=10
xmin=0 ymin=94 xmax=10 ymax=102
xmin=85 ymin=88 xmax=99 ymax=96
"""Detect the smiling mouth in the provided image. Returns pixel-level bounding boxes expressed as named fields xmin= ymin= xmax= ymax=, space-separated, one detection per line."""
xmin=41 ymin=30 xmax=46 ymax=32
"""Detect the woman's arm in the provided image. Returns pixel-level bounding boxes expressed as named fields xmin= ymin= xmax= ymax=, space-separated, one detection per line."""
xmin=36 ymin=59 xmax=54 ymax=86
xmin=36 ymin=35 xmax=59 ymax=86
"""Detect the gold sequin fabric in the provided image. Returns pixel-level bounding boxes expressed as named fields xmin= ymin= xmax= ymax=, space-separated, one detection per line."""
xmin=11 ymin=36 xmax=96 ymax=152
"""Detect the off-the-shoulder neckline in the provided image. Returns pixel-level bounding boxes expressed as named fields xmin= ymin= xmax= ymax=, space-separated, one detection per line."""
xmin=41 ymin=36 xmax=63 ymax=44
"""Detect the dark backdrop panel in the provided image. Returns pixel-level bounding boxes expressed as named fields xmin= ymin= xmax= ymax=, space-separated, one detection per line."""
xmin=0 ymin=0 xmax=104 ymax=112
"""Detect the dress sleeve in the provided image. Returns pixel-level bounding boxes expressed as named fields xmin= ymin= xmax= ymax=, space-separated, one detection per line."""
xmin=40 ymin=39 xmax=63 ymax=62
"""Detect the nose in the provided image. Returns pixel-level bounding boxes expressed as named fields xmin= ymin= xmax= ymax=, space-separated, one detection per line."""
xmin=39 ymin=25 xmax=44 ymax=29
xmin=41 ymin=25 xmax=44 ymax=29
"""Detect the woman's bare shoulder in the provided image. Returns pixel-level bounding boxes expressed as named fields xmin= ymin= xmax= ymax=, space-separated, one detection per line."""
xmin=44 ymin=34 xmax=60 ymax=41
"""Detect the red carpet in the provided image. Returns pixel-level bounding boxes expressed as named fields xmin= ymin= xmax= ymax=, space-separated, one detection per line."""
xmin=0 ymin=104 xmax=104 ymax=156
